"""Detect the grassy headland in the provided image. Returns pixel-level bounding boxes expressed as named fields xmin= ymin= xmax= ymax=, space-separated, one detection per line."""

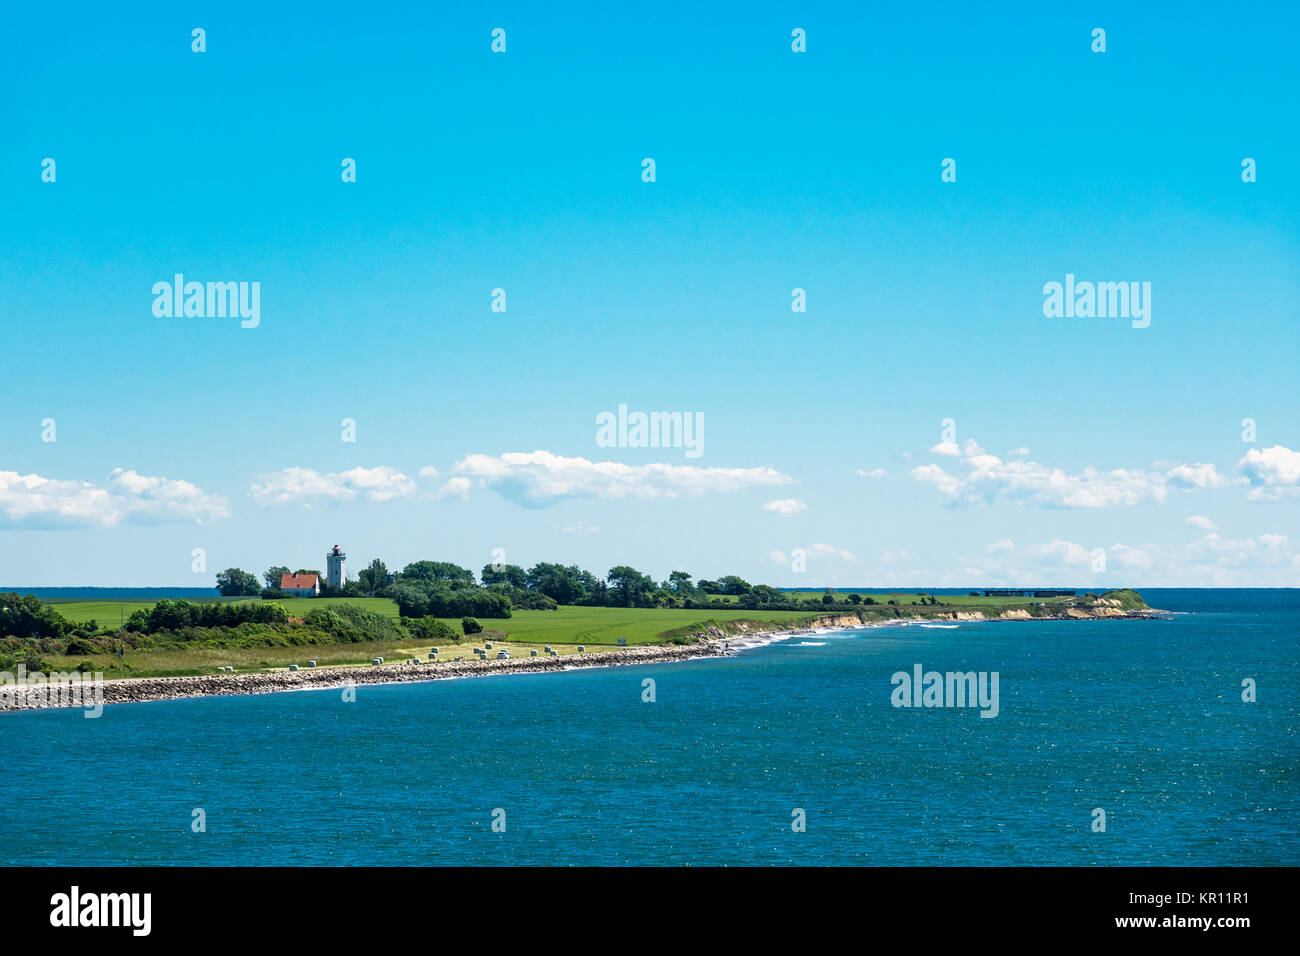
xmin=2 ymin=589 xmax=1150 ymax=680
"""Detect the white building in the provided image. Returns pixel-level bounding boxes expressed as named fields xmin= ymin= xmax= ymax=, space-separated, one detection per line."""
xmin=280 ymin=572 xmax=320 ymax=597
xmin=326 ymin=545 xmax=347 ymax=590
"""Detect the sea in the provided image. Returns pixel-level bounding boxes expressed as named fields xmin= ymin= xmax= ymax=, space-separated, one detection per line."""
xmin=1 ymin=588 xmax=1295 ymax=865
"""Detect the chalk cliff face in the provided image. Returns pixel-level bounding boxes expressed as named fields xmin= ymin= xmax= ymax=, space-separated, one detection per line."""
xmin=682 ymin=601 xmax=1146 ymax=645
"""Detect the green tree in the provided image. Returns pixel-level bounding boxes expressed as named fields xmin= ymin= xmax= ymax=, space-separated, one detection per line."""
xmin=667 ymin=570 xmax=695 ymax=593
xmin=481 ymin=563 xmax=528 ymax=589
xmin=216 ymin=568 xmax=260 ymax=596
xmin=607 ymin=566 xmax=656 ymax=607
xmin=0 ymin=592 xmax=70 ymax=639
xmin=526 ymin=562 xmax=587 ymax=604
xmin=357 ymin=558 xmax=389 ymax=595
xmin=399 ymin=561 xmax=475 ymax=587
xmin=263 ymin=566 xmax=291 ymax=589
xmin=717 ymin=575 xmax=753 ymax=596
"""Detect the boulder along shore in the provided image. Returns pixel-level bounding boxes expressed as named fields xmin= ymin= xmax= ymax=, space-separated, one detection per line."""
xmin=1 ymin=604 xmax=1160 ymax=713
xmin=0 ymin=640 xmax=727 ymax=712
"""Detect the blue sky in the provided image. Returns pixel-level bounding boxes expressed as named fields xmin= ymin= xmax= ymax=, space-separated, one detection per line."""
xmin=1 ymin=1 xmax=1297 ymax=587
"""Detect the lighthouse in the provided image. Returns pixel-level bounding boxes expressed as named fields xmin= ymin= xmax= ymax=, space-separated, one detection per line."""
xmin=326 ymin=544 xmax=347 ymax=590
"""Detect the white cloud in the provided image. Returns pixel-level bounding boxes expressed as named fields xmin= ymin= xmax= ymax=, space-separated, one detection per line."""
xmin=453 ymin=450 xmax=794 ymax=508
xmin=1192 ymin=531 xmax=1290 ymax=565
xmin=1032 ymin=538 xmax=1095 ymax=566
xmin=911 ymin=440 xmax=1229 ymax=508
xmin=417 ymin=466 xmax=440 ymax=478
xmin=1003 ymin=532 xmax=1296 ymax=585
xmin=763 ymin=498 xmax=807 ymax=517
xmin=929 ymin=441 xmax=961 ymax=457
xmin=1109 ymin=544 xmax=1154 ymax=570
xmin=769 ymin=543 xmax=858 ymax=566
xmin=910 ymin=463 xmax=965 ymax=496
xmin=0 ymin=468 xmax=228 ymax=528
xmin=857 ymin=468 xmax=886 ymax=479
xmin=1186 ymin=514 xmax=1217 ymax=531
xmin=562 ymin=520 xmax=599 ymax=534
xmin=1007 ymin=447 xmax=1031 ymax=457
xmin=250 ymin=466 xmax=417 ymax=505
xmin=986 ymin=538 xmax=1015 ymax=554
xmin=806 ymin=542 xmax=859 ymax=563
xmin=1165 ymin=463 xmax=1230 ymax=490
xmin=1238 ymin=445 xmax=1300 ymax=500
xmin=436 ymin=477 xmax=472 ymax=500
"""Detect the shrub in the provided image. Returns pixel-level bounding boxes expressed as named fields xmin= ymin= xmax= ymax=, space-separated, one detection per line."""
xmin=330 ymin=604 xmax=404 ymax=641
xmin=64 ymin=637 xmax=95 ymax=656
xmin=405 ymin=617 xmax=457 ymax=643
xmin=303 ymin=608 xmax=342 ymax=631
xmin=461 ymin=617 xmax=483 ymax=635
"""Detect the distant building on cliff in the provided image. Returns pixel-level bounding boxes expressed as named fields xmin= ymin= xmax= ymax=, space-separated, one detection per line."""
xmin=326 ymin=545 xmax=347 ymax=590
xmin=983 ymin=589 xmax=1076 ymax=598
xmin=281 ymin=572 xmax=320 ymax=597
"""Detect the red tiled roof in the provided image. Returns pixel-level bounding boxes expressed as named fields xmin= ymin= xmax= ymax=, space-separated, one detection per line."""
xmin=280 ymin=573 xmax=319 ymax=590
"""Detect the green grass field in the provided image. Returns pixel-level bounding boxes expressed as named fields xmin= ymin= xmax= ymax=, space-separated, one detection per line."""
xmin=35 ymin=590 xmax=1124 ymax=679
xmin=38 ymin=600 xmax=827 ymax=677
xmin=49 ymin=591 xmax=1081 ymax=626
xmin=473 ymin=606 xmax=816 ymax=646
xmin=43 ymin=636 xmax=601 ymax=678
xmin=50 ymin=595 xmax=401 ymax=625
xmin=50 ymin=600 xmax=820 ymax=648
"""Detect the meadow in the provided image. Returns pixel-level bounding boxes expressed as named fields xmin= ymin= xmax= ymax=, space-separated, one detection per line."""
xmin=36 ymin=591 xmax=1104 ymax=678
xmin=50 ymin=596 xmax=400 ymax=625
xmin=40 ymin=600 xmax=826 ymax=677
xmin=49 ymin=591 xmax=1077 ymax=626
xmin=44 ymin=635 xmax=599 ymax=678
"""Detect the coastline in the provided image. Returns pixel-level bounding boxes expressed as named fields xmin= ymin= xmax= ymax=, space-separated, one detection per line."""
xmin=0 ymin=640 xmax=728 ymax=713
xmin=1 ymin=606 xmax=1161 ymax=713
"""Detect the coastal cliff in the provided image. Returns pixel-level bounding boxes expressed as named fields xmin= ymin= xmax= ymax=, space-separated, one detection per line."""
xmin=679 ymin=589 xmax=1155 ymax=641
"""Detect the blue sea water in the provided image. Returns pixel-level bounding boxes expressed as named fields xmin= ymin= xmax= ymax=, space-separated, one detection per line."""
xmin=1 ymin=589 xmax=1295 ymax=866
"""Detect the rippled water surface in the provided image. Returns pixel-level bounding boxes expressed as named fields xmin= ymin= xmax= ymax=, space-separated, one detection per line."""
xmin=2 ymin=589 xmax=1295 ymax=865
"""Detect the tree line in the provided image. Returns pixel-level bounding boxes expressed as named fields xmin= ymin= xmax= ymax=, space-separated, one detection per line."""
xmin=210 ymin=558 xmax=932 ymax=619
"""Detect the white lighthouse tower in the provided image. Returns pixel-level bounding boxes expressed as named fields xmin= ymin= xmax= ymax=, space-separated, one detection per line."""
xmin=326 ymin=544 xmax=347 ymax=590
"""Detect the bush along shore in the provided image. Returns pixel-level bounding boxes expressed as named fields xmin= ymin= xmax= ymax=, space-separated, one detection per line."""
xmin=0 ymin=598 xmax=1161 ymax=712
xmin=1 ymin=640 xmax=722 ymax=711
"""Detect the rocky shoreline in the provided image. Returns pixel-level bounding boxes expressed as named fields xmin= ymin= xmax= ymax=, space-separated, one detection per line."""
xmin=0 ymin=640 xmax=726 ymax=712
xmin=1 ymin=604 xmax=1160 ymax=713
